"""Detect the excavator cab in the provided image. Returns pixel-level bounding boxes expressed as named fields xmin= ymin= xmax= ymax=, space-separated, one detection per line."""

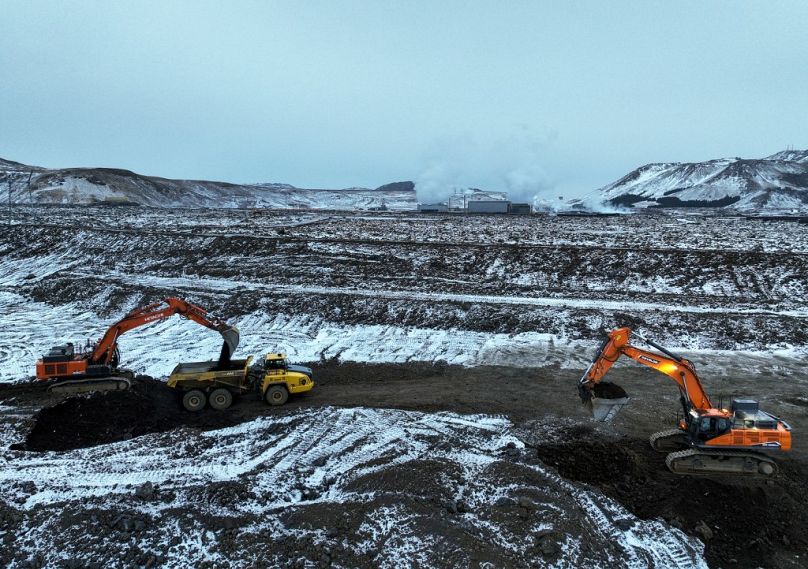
xmin=687 ymin=412 xmax=732 ymax=443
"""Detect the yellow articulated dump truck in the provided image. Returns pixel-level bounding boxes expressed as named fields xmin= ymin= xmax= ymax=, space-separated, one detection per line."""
xmin=167 ymin=353 xmax=314 ymax=411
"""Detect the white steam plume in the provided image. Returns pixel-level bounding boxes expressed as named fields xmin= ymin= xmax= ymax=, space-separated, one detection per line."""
xmin=415 ymin=127 xmax=557 ymax=204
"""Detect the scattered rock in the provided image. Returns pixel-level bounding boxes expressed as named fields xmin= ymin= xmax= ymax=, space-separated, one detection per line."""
xmin=135 ymin=482 xmax=154 ymax=501
xmin=493 ymin=497 xmax=517 ymax=507
xmin=518 ymin=496 xmax=538 ymax=510
xmin=538 ymin=533 xmax=562 ymax=558
xmin=694 ymin=521 xmax=714 ymax=542
xmin=615 ymin=519 xmax=633 ymax=531
xmin=666 ymin=516 xmax=684 ymax=531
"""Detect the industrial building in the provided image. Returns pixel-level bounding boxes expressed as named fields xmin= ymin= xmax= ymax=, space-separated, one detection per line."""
xmin=417 ymin=203 xmax=449 ymax=213
xmin=418 ymin=193 xmax=533 ymax=215
xmin=448 ymin=190 xmax=508 ymax=210
xmin=467 ymin=200 xmax=510 ymax=214
xmin=508 ymin=203 xmax=532 ymax=214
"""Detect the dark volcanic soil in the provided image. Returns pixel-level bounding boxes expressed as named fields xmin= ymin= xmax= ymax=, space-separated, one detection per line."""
xmin=532 ymin=429 xmax=808 ymax=569
xmin=19 ymin=377 xmax=244 ymax=452
xmin=3 ymin=360 xmax=808 ymax=568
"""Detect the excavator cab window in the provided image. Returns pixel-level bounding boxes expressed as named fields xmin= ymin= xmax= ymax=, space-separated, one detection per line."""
xmin=694 ymin=416 xmax=732 ymax=441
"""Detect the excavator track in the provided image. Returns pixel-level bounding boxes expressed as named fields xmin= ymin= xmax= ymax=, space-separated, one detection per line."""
xmin=47 ymin=373 xmax=133 ymax=396
xmin=649 ymin=428 xmax=689 ymax=452
xmin=665 ymin=448 xmax=778 ymax=479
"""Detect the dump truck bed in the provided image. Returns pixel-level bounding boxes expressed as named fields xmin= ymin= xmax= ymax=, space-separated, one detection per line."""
xmin=167 ymin=356 xmax=254 ymax=391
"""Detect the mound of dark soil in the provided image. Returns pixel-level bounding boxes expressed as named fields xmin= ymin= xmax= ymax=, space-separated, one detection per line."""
xmin=592 ymin=381 xmax=627 ymax=399
xmin=535 ymin=432 xmax=808 ymax=569
xmin=21 ymin=377 xmax=243 ymax=452
xmin=535 ymin=439 xmax=641 ymax=483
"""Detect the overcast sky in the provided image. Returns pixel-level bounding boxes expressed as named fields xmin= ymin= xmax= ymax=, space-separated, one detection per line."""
xmin=1 ymin=1 xmax=807 ymax=199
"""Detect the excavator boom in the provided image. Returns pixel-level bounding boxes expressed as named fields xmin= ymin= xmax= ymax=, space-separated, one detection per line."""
xmin=36 ymin=297 xmax=239 ymax=393
xmin=580 ymin=327 xmax=711 ymax=413
xmin=89 ymin=297 xmax=239 ymax=366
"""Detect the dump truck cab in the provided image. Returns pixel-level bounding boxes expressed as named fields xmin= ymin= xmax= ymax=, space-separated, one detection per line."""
xmin=251 ymin=353 xmax=314 ymax=406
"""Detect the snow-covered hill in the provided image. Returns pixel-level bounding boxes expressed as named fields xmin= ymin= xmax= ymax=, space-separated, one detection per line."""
xmin=598 ymin=149 xmax=808 ymax=211
xmin=0 ymin=159 xmax=416 ymax=210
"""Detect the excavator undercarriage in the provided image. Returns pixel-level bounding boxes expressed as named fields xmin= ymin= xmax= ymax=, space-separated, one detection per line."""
xmin=649 ymin=428 xmax=689 ymax=452
xmin=665 ymin=448 xmax=778 ymax=478
xmin=46 ymin=373 xmax=134 ymax=396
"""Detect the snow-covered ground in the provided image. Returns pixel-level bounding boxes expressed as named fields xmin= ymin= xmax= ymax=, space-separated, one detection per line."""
xmin=2 ymin=291 xmax=803 ymax=383
xmin=1 ymin=207 xmax=806 ymax=568
xmin=1 ymin=206 xmax=806 ymax=379
xmin=0 ymin=407 xmax=707 ymax=568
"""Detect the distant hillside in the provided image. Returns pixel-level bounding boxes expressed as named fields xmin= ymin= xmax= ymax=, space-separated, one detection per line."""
xmin=597 ymin=149 xmax=808 ymax=211
xmin=0 ymin=159 xmax=416 ymax=210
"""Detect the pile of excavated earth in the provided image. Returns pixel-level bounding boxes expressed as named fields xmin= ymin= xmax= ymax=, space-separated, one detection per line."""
xmin=2 ymin=362 xmax=807 ymax=568
xmin=17 ymin=378 xmax=240 ymax=452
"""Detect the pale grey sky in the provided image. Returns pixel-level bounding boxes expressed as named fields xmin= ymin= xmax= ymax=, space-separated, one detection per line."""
xmin=1 ymin=1 xmax=806 ymax=199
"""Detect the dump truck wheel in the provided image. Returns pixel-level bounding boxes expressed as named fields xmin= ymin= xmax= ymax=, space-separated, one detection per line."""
xmin=265 ymin=385 xmax=289 ymax=406
xmin=182 ymin=389 xmax=207 ymax=412
xmin=209 ymin=388 xmax=233 ymax=410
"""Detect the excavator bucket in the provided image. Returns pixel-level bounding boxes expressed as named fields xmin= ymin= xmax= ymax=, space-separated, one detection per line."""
xmin=588 ymin=395 xmax=630 ymax=422
xmin=580 ymin=381 xmax=630 ymax=423
xmin=217 ymin=326 xmax=240 ymax=366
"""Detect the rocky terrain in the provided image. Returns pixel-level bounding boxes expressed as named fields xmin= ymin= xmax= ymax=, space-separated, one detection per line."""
xmin=0 ymin=158 xmax=416 ymax=210
xmin=0 ymin=207 xmax=805 ymax=382
xmin=595 ymin=149 xmax=808 ymax=211
xmin=1 ymin=207 xmax=807 ymax=568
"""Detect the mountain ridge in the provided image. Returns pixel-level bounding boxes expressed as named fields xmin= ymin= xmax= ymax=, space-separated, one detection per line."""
xmin=0 ymin=158 xmax=416 ymax=210
xmin=598 ymin=149 xmax=808 ymax=211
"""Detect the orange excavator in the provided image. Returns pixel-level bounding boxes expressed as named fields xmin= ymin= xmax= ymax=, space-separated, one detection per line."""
xmin=578 ymin=327 xmax=792 ymax=478
xmin=36 ymin=297 xmax=239 ymax=394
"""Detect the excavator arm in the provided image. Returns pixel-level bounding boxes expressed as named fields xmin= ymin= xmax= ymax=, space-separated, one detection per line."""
xmin=90 ymin=297 xmax=239 ymax=366
xmin=579 ymin=327 xmax=712 ymax=414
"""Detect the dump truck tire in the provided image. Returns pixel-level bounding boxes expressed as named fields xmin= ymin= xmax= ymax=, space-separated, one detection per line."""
xmin=209 ymin=388 xmax=233 ymax=410
xmin=183 ymin=389 xmax=207 ymax=412
xmin=265 ymin=385 xmax=289 ymax=406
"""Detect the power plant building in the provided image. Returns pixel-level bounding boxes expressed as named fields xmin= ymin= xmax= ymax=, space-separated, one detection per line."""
xmin=467 ymin=200 xmax=510 ymax=214
xmin=418 ymin=203 xmax=449 ymax=213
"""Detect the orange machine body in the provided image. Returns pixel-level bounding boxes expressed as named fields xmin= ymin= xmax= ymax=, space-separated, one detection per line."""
xmin=36 ymin=356 xmax=92 ymax=381
xmin=581 ymin=327 xmax=791 ymax=453
xmin=35 ymin=297 xmax=238 ymax=381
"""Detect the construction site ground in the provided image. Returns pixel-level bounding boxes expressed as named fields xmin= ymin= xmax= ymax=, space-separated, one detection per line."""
xmin=2 ymin=359 xmax=807 ymax=569
xmin=2 ymin=208 xmax=807 ymax=567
